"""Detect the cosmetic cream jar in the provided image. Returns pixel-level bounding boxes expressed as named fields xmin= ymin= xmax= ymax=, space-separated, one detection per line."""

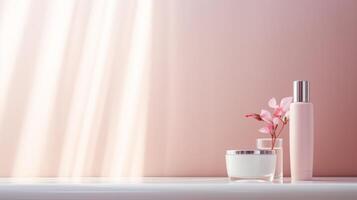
xmin=225 ymin=150 xmax=276 ymax=182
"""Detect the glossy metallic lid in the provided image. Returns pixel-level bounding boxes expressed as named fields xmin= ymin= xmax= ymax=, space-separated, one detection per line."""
xmin=226 ymin=149 xmax=275 ymax=155
xmin=293 ymin=80 xmax=310 ymax=103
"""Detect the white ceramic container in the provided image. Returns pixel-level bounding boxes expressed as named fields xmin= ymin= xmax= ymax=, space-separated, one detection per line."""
xmin=225 ymin=150 xmax=276 ymax=182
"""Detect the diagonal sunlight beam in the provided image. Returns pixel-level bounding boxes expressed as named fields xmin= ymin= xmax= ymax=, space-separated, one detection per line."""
xmin=70 ymin=0 xmax=119 ymax=178
xmin=103 ymin=0 xmax=152 ymax=177
xmin=12 ymin=0 xmax=76 ymax=177
xmin=0 ymin=0 xmax=31 ymax=129
xmin=128 ymin=80 xmax=150 ymax=177
xmin=58 ymin=0 xmax=114 ymax=177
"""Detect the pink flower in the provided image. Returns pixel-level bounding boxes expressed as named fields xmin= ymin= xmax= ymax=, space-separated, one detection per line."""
xmin=245 ymin=96 xmax=292 ymax=149
xmin=258 ymin=110 xmax=279 ymax=134
xmin=268 ymin=97 xmax=293 ymax=118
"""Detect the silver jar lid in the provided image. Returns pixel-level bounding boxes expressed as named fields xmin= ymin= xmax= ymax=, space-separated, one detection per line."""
xmin=226 ymin=149 xmax=275 ymax=155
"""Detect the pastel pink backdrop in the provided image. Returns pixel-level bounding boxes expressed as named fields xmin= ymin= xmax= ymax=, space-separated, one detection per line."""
xmin=145 ymin=0 xmax=357 ymax=177
xmin=0 ymin=0 xmax=356 ymax=177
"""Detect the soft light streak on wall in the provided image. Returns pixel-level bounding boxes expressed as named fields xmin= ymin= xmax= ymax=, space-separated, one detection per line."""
xmin=0 ymin=0 xmax=30 ymax=127
xmin=128 ymin=92 xmax=150 ymax=177
xmin=58 ymin=0 xmax=116 ymax=177
xmin=71 ymin=0 xmax=119 ymax=178
xmin=103 ymin=0 xmax=152 ymax=177
xmin=12 ymin=0 xmax=76 ymax=177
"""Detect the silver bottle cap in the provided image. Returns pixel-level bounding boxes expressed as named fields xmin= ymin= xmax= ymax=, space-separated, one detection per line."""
xmin=293 ymin=80 xmax=310 ymax=102
xmin=226 ymin=150 xmax=275 ymax=155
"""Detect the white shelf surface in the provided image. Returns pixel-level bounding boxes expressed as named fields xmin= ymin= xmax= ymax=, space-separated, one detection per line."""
xmin=0 ymin=177 xmax=356 ymax=200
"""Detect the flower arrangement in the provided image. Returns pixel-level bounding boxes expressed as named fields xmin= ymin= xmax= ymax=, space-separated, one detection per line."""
xmin=245 ymin=97 xmax=293 ymax=150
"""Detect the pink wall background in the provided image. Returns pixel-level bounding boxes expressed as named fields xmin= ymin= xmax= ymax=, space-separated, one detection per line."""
xmin=0 ymin=0 xmax=357 ymax=177
xmin=143 ymin=0 xmax=357 ymax=177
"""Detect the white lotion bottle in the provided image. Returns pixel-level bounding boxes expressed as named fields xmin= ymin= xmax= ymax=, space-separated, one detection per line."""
xmin=289 ymin=80 xmax=314 ymax=181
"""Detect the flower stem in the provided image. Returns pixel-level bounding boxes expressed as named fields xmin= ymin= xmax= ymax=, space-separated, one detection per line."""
xmin=271 ymin=135 xmax=276 ymax=150
xmin=276 ymin=123 xmax=285 ymax=139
